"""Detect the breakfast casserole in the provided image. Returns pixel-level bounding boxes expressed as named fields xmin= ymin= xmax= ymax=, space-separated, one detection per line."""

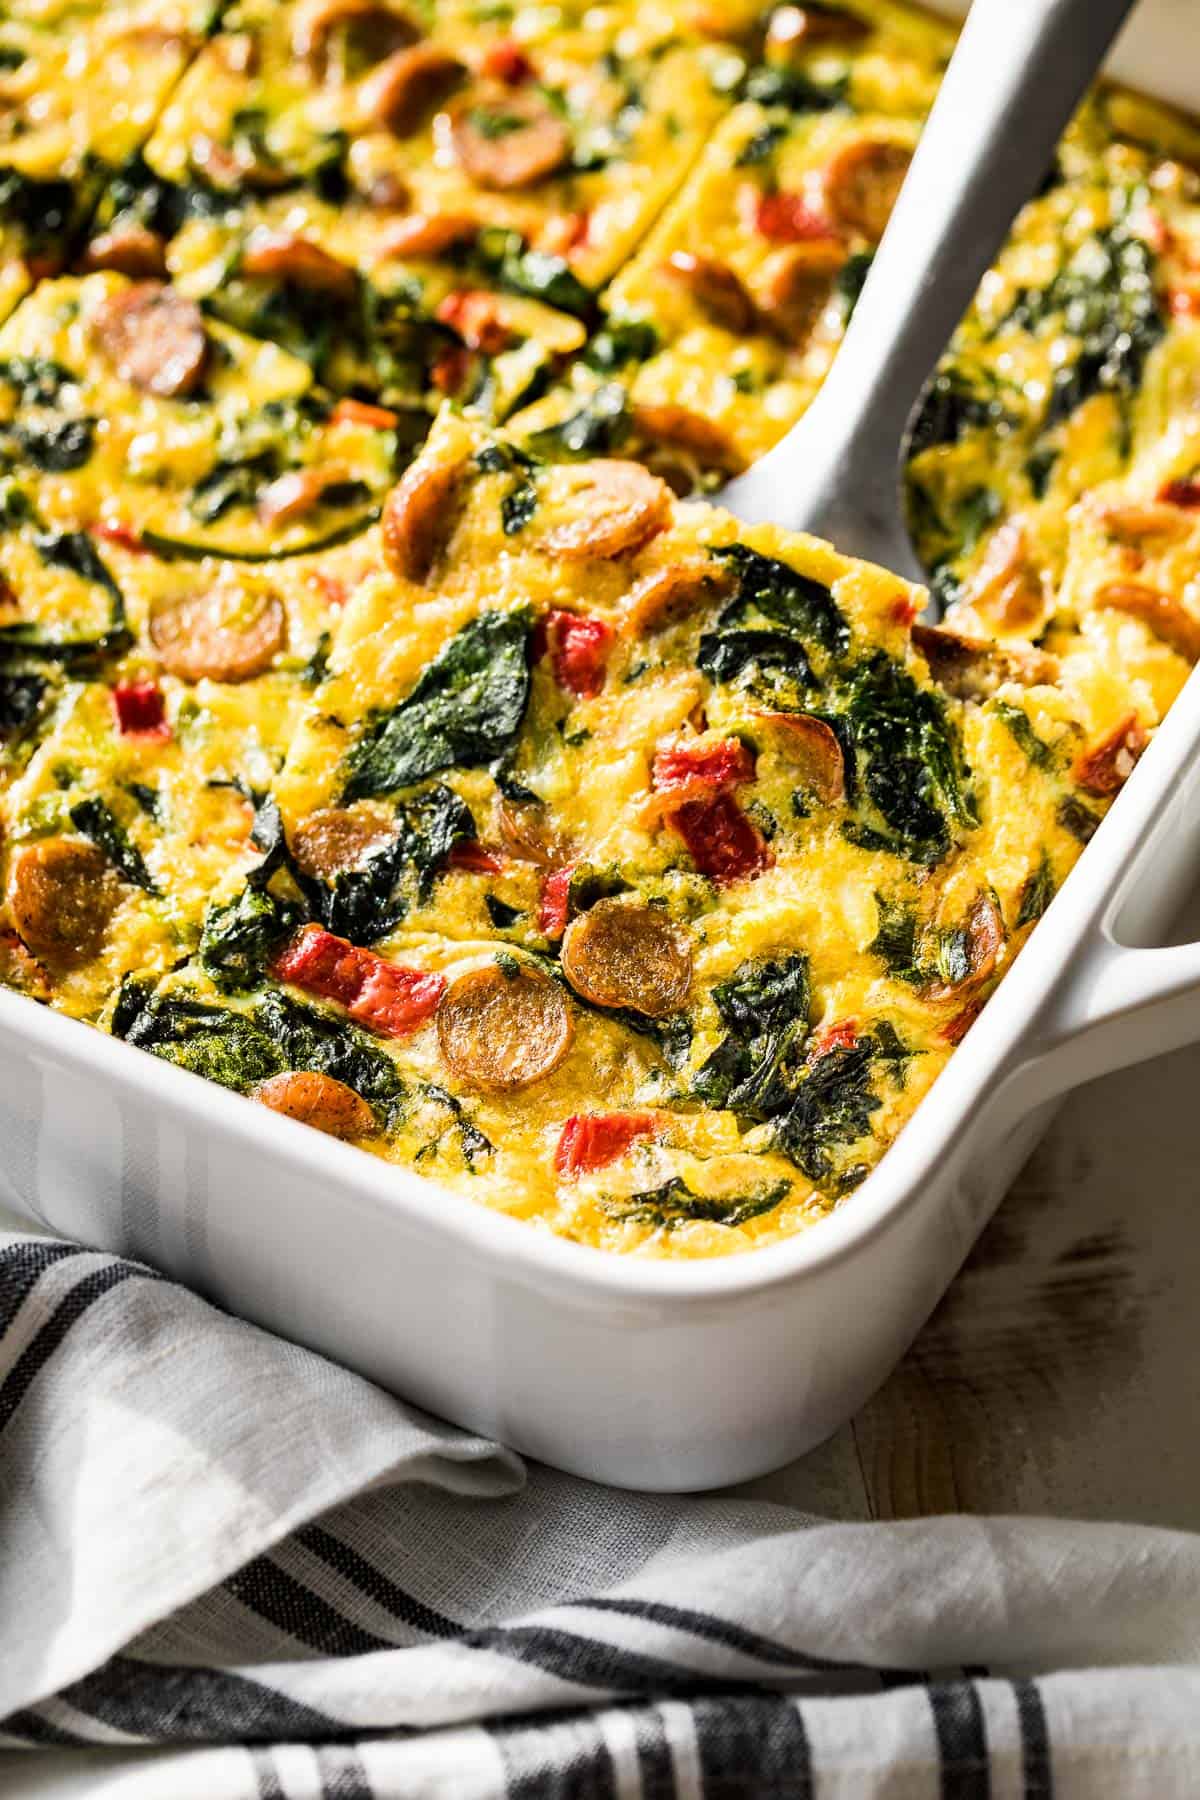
xmin=0 ymin=0 xmax=1197 ymax=1256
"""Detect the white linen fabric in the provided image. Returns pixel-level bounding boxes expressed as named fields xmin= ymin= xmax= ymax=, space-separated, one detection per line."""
xmin=2 ymin=1231 xmax=1199 ymax=1798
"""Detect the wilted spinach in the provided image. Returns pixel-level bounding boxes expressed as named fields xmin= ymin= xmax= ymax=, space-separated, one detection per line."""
xmin=342 ymin=609 xmax=532 ymax=801
xmin=69 ymin=796 xmax=156 ymax=892
xmin=12 ymin=417 xmax=95 ymax=473
xmin=0 ymin=671 xmax=46 ymax=737
xmin=841 ymin=651 xmax=976 ymax=863
xmin=691 ymin=953 xmax=811 ymax=1116
xmin=525 ymin=382 xmax=630 ymax=460
xmin=583 ymin=319 xmax=659 ymax=371
xmin=602 ymin=1176 xmax=790 ymax=1229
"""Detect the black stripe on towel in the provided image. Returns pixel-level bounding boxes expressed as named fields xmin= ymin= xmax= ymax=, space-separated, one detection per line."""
xmin=691 ymin=1694 xmax=812 ymax=1798
xmin=926 ymin=1680 xmax=989 ymax=1800
xmin=0 ymin=1240 xmax=84 ymax=1338
xmin=253 ymin=1749 xmax=288 ymax=1800
xmin=225 ymin=1555 xmax=397 ymax=1657
xmin=1013 ymin=1678 xmax=1053 ymax=1797
xmin=0 ymin=1259 xmax=163 ymax=1434
xmin=493 ymin=1710 xmax=618 ymax=1800
xmin=295 ymin=1523 xmax=462 ymax=1641
xmin=578 ymin=1596 xmax=861 ymax=1675
xmin=632 ymin=1704 xmax=677 ymax=1800
xmin=0 ymin=1706 xmax=89 ymax=1746
xmin=317 ymin=1744 xmax=374 ymax=1798
xmin=54 ymin=1655 xmax=346 ymax=1743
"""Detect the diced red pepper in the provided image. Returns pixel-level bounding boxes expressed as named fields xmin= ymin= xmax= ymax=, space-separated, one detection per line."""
xmin=1169 ymin=284 xmax=1200 ymax=318
xmin=539 ymin=209 xmax=590 ymax=255
xmin=651 ymin=736 xmax=754 ymax=801
xmin=446 ymin=840 xmax=504 ymax=873
xmin=1159 ymin=477 xmax=1200 ymax=510
xmin=538 ymin=864 xmax=576 ymax=939
xmin=537 ymin=610 xmax=614 ymax=699
xmin=113 ymin=680 xmax=169 ymax=739
xmin=272 ymin=925 xmax=445 ymax=1038
xmin=92 ymin=520 xmax=148 ymax=555
xmin=482 ymin=38 xmax=534 ymax=83
xmin=889 ymin=590 xmax=922 ymax=625
xmin=808 ymin=1019 xmax=858 ymax=1060
xmin=435 ymin=290 xmax=513 ymax=355
xmin=330 ymin=397 xmax=401 ymax=429
xmin=664 ymin=792 xmax=773 ymax=886
xmin=555 ymin=1112 xmax=659 ymax=1178
xmin=755 ymin=191 xmax=839 ymax=244
xmin=431 ymin=343 xmax=473 ymax=396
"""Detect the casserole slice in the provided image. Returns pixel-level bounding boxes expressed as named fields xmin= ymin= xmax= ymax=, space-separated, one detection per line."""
xmin=103 ymin=410 xmax=1119 ymax=1259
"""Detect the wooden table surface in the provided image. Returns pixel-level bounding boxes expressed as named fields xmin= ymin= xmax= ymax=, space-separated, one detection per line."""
xmin=734 ymin=1039 xmax=1200 ymax=1527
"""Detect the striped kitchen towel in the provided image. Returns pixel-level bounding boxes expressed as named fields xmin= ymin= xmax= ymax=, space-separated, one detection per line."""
xmin=2 ymin=1234 xmax=1200 ymax=1798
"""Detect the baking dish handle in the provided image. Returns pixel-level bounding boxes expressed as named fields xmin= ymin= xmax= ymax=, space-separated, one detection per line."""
xmin=1005 ymin=931 xmax=1200 ymax=1109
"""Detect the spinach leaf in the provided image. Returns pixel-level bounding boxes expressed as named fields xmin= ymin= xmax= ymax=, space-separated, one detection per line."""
xmin=0 ymin=169 xmax=76 ymax=259
xmin=485 ymin=895 xmax=521 ymax=929
xmin=842 ymin=651 xmax=976 ymax=863
xmin=1057 ymin=795 xmax=1101 ymax=844
xmin=525 ymin=382 xmax=630 ymax=460
xmin=69 ymin=796 xmax=156 ymax=892
xmin=415 ymin=1083 xmax=493 ymax=1170
xmin=301 ymin=631 xmax=331 ymax=687
xmin=189 ymin=453 xmax=276 ymax=523
xmin=500 ymin=478 xmax=538 ymax=535
xmin=1017 ymin=851 xmax=1056 ymax=927
xmin=252 ymin=988 xmax=406 ymax=1126
xmin=200 ymin=884 xmax=300 ymax=992
xmin=584 ymin=319 xmax=659 ymax=370
xmin=342 ymin=609 xmax=532 ymax=801
xmin=993 ymin=698 xmax=1052 ymax=769
xmin=743 ymin=65 xmax=849 ymax=111
xmin=34 ymin=529 xmax=124 ymax=603
xmin=0 ymin=358 xmax=75 ymax=405
xmin=475 ymin=229 xmax=593 ymax=317
xmin=712 ymin=544 xmax=849 ymax=659
xmin=867 ymin=892 xmax=921 ymax=983
xmin=908 ymin=365 xmax=1016 ymax=453
xmin=773 ymin=1038 xmax=882 ymax=1183
xmin=303 ymin=783 xmax=476 ymax=941
xmin=602 ymin=1176 xmax=790 ymax=1229
xmin=13 ymin=417 xmax=95 ymax=472
xmin=734 ymin=121 xmax=787 ymax=166
xmin=692 ymin=953 xmax=811 ymax=1116
xmin=696 ymin=627 xmax=817 ymax=704
xmin=0 ymin=671 xmax=46 ymax=736
xmin=836 ymin=250 xmax=874 ymax=318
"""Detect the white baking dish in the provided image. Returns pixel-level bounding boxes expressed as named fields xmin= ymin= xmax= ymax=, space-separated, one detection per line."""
xmin=5 ymin=0 xmax=1200 ymax=1492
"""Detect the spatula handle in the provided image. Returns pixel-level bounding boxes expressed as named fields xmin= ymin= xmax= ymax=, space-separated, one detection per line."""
xmin=720 ymin=0 xmax=1138 ymax=576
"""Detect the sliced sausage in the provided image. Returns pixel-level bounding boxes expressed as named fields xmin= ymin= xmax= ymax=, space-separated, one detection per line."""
xmin=379 ymin=211 xmax=479 ymax=258
xmin=7 ymin=839 xmax=117 ymax=965
xmin=766 ymin=4 xmax=870 ymax=52
xmin=292 ymin=0 xmax=419 ymax=81
xmin=962 ymin=520 xmax=1048 ymax=630
xmin=256 ymin=464 xmax=356 ymax=527
xmin=81 ymin=225 xmax=167 ymax=279
xmin=380 ymin=452 xmax=464 ymax=581
xmin=291 ymin=807 xmax=397 ymax=878
xmin=622 ymin=558 xmax=733 ymax=634
xmin=1072 ymin=712 xmax=1148 ymax=796
xmin=1094 ymin=580 xmax=1200 ymax=661
xmin=911 ymin=623 xmax=1060 ymax=700
xmin=631 ymin=404 xmax=742 ymax=475
xmin=536 ymin=460 xmax=671 ymax=562
xmin=150 ymin=584 xmax=287 ymax=683
xmin=751 ymin=711 xmax=845 ymax=801
xmin=360 ymin=44 xmax=463 ymax=134
xmin=662 ymin=251 xmax=757 ymax=335
xmin=253 ymin=1070 xmax=376 ymax=1138
xmin=757 ymin=242 xmax=843 ymax=344
xmin=1094 ymin=498 xmax=1194 ymax=542
xmin=92 ymin=282 xmax=208 ymax=398
xmin=560 ymin=897 xmax=692 ymax=1017
xmin=921 ymin=891 xmax=1005 ymax=1005
xmin=240 ymin=232 xmax=356 ymax=297
xmin=448 ymin=85 xmax=571 ymax=190
xmin=823 ymin=137 xmax=911 ymax=240
xmin=437 ymin=962 xmax=573 ymax=1091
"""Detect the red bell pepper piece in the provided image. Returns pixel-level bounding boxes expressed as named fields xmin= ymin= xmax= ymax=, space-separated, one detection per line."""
xmin=272 ymin=925 xmax=445 ymax=1038
xmin=538 ymin=864 xmax=576 ymax=939
xmin=755 ymin=192 xmax=839 ymax=243
xmin=113 ymin=680 xmax=169 ymax=738
xmin=435 ymin=290 xmax=513 ymax=355
xmin=808 ymin=1019 xmax=858 ymax=1060
xmin=330 ymin=397 xmax=401 ymax=430
xmin=92 ymin=521 xmax=148 ymax=555
xmin=446 ymin=840 xmax=504 ymax=874
xmin=1160 ymin=477 xmax=1200 ymax=509
xmin=651 ymin=737 xmax=754 ymax=801
xmin=664 ymin=792 xmax=772 ymax=886
xmin=555 ymin=1112 xmax=659 ymax=1177
xmin=537 ymin=610 xmax=614 ymax=699
xmin=482 ymin=38 xmax=534 ymax=83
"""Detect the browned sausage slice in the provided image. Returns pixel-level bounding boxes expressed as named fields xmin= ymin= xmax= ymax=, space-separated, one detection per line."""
xmin=256 ymin=464 xmax=356 ymax=527
xmin=437 ymin=963 xmax=573 ymax=1091
xmin=1094 ymin=580 xmax=1200 ymax=661
xmin=823 ymin=137 xmax=911 ymax=240
xmin=379 ymin=212 xmax=479 ymax=258
xmin=631 ymin=404 xmax=743 ymax=476
xmin=560 ymin=898 xmax=692 ymax=1017
xmin=291 ymin=807 xmax=397 ymax=878
xmin=921 ymin=892 xmax=1005 ymax=1004
xmin=292 ymin=0 xmax=419 ymax=80
xmin=92 ymin=282 xmax=209 ymax=398
xmin=757 ymin=243 xmax=843 ymax=345
xmin=381 ymin=453 xmax=464 ymax=581
xmin=751 ymin=711 xmax=845 ymax=801
xmin=7 ymin=839 xmax=117 ymax=965
xmin=536 ymin=460 xmax=672 ymax=561
xmin=1072 ymin=712 xmax=1148 ymax=796
xmin=81 ymin=226 xmax=167 ymax=279
xmin=240 ymin=232 xmax=357 ymax=297
xmin=766 ymin=4 xmax=871 ymax=52
xmin=622 ymin=558 xmax=733 ymax=634
xmin=150 ymin=584 xmax=287 ymax=683
xmin=253 ymin=1070 xmax=376 ymax=1138
xmin=361 ymin=44 xmax=463 ymax=133
xmin=911 ymin=623 xmax=1060 ymax=700
xmin=662 ymin=251 xmax=758 ymax=334
xmin=496 ymin=798 xmax=571 ymax=868
xmin=448 ymin=85 xmax=571 ymax=190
